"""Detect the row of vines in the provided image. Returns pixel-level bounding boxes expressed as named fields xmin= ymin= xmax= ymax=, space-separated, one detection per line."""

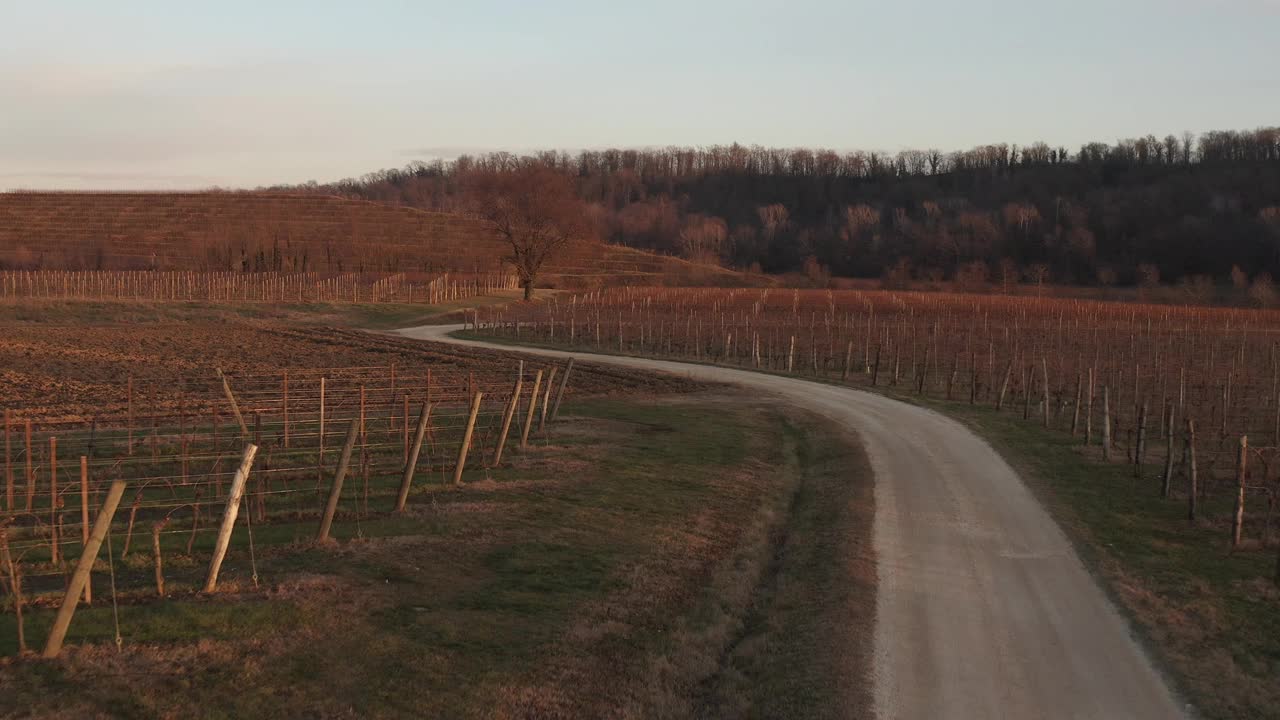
xmin=476 ymin=287 xmax=1280 ymax=582
xmin=0 ymin=358 xmax=574 ymax=657
xmin=0 ymin=270 xmax=519 ymax=304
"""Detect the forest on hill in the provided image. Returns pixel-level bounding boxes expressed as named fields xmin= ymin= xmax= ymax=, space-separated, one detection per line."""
xmin=279 ymin=127 xmax=1280 ymax=299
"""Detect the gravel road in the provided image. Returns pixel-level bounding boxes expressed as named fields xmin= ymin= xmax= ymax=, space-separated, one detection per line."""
xmin=399 ymin=324 xmax=1188 ymax=720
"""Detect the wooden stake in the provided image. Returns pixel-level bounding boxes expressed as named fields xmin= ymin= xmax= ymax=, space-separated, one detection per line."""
xmin=282 ymin=371 xmax=290 ymax=448
xmin=203 ymin=443 xmax=258 ymax=593
xmin=215 ymin=368 xmax=250 ymax=438
xmin=49 ymin=437 xmax=58 ymax=565
xmin=550 ymin=359 xmax=575 ymax=422
xmin=1085 ymin=368 xmax=1095 ymax=444
xmin=3 ymin=410 xmax=11 ymax=512
xmin=1186 ymin=418 xmax=1198 ymax=523
xmin=126 ymin=376 xmax=133 ymax=455
xmin=1071 ymin=373 xmax=1082 ymax=436
xmin=153 ymin=520 xmax=169 ymax=598
xmin=317 ymin=419 xmax=360 ymax=543
xmin=453 ymin=392 xmax=484 ymax=486
xmin=493 ymin=370 xmax=523 ymax=467
xmin=394 ymin=403 xmax=433 ymax=512
xmin=996 ymin=361 xmax=1012 ymax=411
xmin=1231 ymin=435 xmax=1248 ymax=549
xmin=41 ymin=479 xmax=126 ymax=659
xmin=521 ymin=371 xmax=544 ymax=449
xmin=1102 ymin=386 xmax=1112 ymax=460
xmin=1135 ymin=403 xmax=1148 ymax=478
xmin=538 ymin=368 xmax=558 ymax=433
xmin=1041 ymin=358 xmax=1050 ymax=428
xmin=79 ymin=456 xmax=91 ymax=604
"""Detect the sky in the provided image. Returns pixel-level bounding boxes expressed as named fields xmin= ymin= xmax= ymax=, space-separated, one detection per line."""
xmin=1 ymin=0 xmax=1278 ymax=190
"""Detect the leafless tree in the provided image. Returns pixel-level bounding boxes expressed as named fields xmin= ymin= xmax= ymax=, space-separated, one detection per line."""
xmin=468 ymin=163 xmax=588 ymax=300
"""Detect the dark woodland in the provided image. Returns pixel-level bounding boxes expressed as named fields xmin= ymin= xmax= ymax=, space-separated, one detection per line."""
xmin=281 ymin=127 xmax=1280 ymax=295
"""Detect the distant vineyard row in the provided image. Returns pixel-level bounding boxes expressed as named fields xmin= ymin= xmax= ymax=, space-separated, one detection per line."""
xmin=0 ymin=270 xmax=517 ymax=304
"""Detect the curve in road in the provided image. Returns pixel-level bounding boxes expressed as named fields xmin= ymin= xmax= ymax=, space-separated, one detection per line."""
xmin=399 ymin=324 xmax=1187 ymax=720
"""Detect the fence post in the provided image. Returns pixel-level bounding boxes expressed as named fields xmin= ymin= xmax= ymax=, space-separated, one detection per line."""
xmin=4 ymin=410 xmax=11 ymax=511
xmin=538 ymin=368 xmax=558 ymax=433
xmin=203 ymin=444 xmax=259 ymax=593
xmin=1186 ymin=418 xmax=1198 ymax=523
xmin=1231 ymin=435 xmax=1248 ymax=550
xmin=453 ymin=392 xmax=484 ymax=486
xmin=1161 ymin=404 xmax=1175 ymax=498
xmin=1102 ymin=386 xmax=1112 ymax=460
xmin=216 ymin=368 xmax=250 ymax=438
xmin=153 ymin=520 xmax=169 ymax=598
xmin=1135 ymin=402 xmax=1148 ymax=478
xmin=41 ymin=479 xmax=126 ymax=659
xmin=493 ymin=369 xmax=523 ymax=467
xmin=996 ymin=361 xmax=1012 ymax=411
xmin=317 ymin=419 xmax=360 ymax=542
xmin=521 ymin=371 xmax=544 ymax=449
xmin=49 ymin=437 xmax=58 ymax=565
xmin=550 ymin=359 xmax=575 ymax=422
xmin=1041 ymin=358 xmax=1051 ymax=427
xmin=79 ymin=456 xmax=91 ymax=604
xmin=394 ymin=403 xmax=433 ymax=512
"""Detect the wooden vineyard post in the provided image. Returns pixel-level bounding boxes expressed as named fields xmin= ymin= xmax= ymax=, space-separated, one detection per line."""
xmin=317 ymin=419 xmax=360 ymax=543
xmin=1085 ymin=368 xmax=1094 ymax=444
xmin=49 ymin=437 xmax=58 ymax=565
xmin=871 ymin=345 xmax=881 ymax=387
xmin=1161 ymin=404 xmax=1175 ymax=499
xmin=996 ymin=361 xmax=1012 ymax=411
xmin=394 ymin=403 xmax=433 ymax=512
xmin=1134 ymin=403 xmax=1148 ymax=479
xmin=41 ymin=479 xmax=126 ymax=659
xmin=282 ymin=371 xmax=290 ymax=449
xmin=1186 ymin=418 xmax=1198 ymax=523
xmin=521 ymin=371 xmax=544 ymax=449
xmin=1231 ymin=435 xmax=1248 ymax=550
xmin=842 ymin=340 xmax=853 ymax=381
xmin=1102 ymin=386 xmax=1112 ymax=461
xmin=492 ymin=371 xmax=523 ymax=467
xmin=127 ymin=376 xmax=133 ymax=455
xmin=79 ymin=457 xmax=91 ymax=604
xmin=550 ymin=359 xmax=575 ymax=422
xmin=452 ymin=392 xmax=484 ymax=486
xmin=1041 ymin=358 xmax=1050 ymax=428
xmin=203 ymin=443 xmax=259 ymax=593
xmin=1 ymin=526 xmax=25 ymax=653
xmin=319 ymin=377 xmax=327 ymax=466
xmin=4 ymin=410 xmax=10 ymax=511
xmin=216 ymin=368 xmax=250 ymax=438
xmin=153 ymin=520 xmax=169 ymax=598
xmin=538 ymin=368 xmax=558 ymax=433
xmin=1071 ymin=373 xmax=1082 ymax=436
xmin=787 ymin=336 xmax=795 ymax=374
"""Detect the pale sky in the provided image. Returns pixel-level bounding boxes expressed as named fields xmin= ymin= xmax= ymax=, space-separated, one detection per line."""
xmin=2 ymin=0 xmax=1278 ymax=189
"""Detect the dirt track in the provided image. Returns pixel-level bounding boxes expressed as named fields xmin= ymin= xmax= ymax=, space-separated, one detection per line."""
xmin=399 ymin=324 xmax=1188 ymax=720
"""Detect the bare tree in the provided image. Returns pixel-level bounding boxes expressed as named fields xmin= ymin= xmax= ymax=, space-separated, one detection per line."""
xmin=468 ymin=163 xmax=587 ymax=300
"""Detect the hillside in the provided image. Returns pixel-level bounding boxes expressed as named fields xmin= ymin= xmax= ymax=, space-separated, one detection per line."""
xmin=305 ymin=128 xmax=1280 ymax=289
xmin=0 ymin=192 xmax=755 ymax=288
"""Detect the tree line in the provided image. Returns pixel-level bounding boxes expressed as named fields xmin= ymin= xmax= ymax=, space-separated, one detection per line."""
xmin=274 ymin=126 xmax=1280 ymax=297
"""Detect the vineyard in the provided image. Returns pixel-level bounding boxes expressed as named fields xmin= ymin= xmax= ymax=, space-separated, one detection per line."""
xmin=0 ymin=270 xmax=516 ymax=304
xmin=0 ymin=192 xmax=757 ymax=289
xmin=476 ymin=287 xmax=1280 ymax=577
xmin=0 ymin=317 xmax=708 ymax=659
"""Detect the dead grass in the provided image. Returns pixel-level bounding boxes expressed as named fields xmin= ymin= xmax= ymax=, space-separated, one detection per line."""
xmin=0 ymin=394 xmax=874 ymax=719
